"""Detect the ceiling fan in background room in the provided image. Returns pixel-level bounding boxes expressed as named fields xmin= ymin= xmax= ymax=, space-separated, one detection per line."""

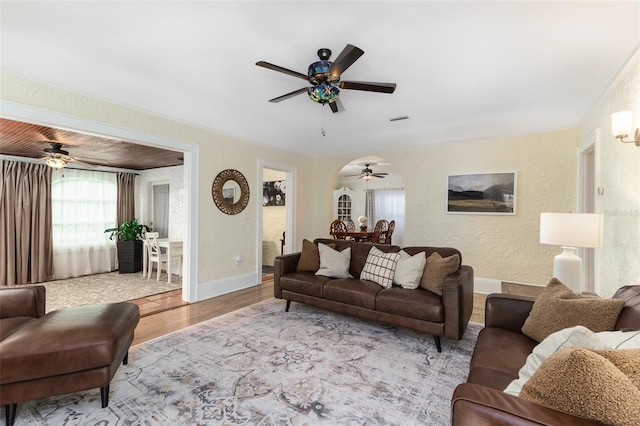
xmin=256 ymin=44 xmax=397 ymax=113
xmin=41 ymin=142 xmax=96 ymax=169
xmin=347 ymin=163 xmax=388 ymax=181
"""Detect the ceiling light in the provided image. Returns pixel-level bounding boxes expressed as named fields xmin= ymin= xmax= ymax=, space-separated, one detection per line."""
xmin=45 ymin=156 xmax=67 ymax=169
xmin=308 ymin=83 xmax=340 ymax=104
xmin=611 ymin=110 xmax=639 ymax=146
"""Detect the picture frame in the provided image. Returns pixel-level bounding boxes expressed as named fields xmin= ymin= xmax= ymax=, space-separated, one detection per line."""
xmin=263 ymin=180 xmax=286 ymax=206
xmin=446 ymin=171 xmax=516 ymax=215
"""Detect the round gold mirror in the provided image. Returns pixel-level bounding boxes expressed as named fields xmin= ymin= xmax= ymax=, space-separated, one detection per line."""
xmin=212 ymin=169 xmax=250 ymax=215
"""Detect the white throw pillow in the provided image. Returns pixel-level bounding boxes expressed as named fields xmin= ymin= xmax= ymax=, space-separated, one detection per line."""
xmin=315 ymin=243 xmax=352 ymax=279
xmin=393 ymin=250 xmax=426 ymax=289
xmin=597 ymin=330 xmax=640 ymax=349
xmin=360 ymin=246 xmax=401 ymax=288
xmin=503 ymin=326 xmax=611 ymax=396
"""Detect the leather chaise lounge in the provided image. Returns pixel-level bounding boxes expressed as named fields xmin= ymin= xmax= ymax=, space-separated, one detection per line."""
xmin=0 ymin=286 xmax=140 ymax=426
xmin=274 ymin=238 xmax=474 ymax=352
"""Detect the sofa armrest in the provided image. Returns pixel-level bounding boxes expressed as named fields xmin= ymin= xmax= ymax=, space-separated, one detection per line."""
xmin=0 ymin=286 xmax=46 ymax=319
xmin=443 ymin=265 xmax=474 ymax=340
xmin=274 ymin=252 xmax=302 ymax=299
xmin=485 ymin=293 xmax=536 ymax=332
xmin=451 ymin=383 xmax=602 ymax=426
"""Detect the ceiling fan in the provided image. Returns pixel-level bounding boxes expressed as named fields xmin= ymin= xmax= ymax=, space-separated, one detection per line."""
xmin=256 ymin=44 xmax=396 ymax=113
xmin=347 ymin=163 xmax=388 ymax=180
xmin=41 ymin=142 xmax=94 ymax=169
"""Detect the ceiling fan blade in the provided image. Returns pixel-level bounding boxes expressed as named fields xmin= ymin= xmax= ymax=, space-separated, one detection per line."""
xmin=256 ymin=61 xmax=310 ymax=81
xmin=345 ymin=173 xmax=365 ymax=178
xmin=329 ymin=98 xmax=345 ymax=114
xmin=268 ymin=87 xmax=309 ymax=103
xmin=339 ymin=81 xmax=397 ymax=93
xmin=328 ymin=44 xmax=364 ymax=78
xmin=372 ymin=173 xmax=388 ymax=177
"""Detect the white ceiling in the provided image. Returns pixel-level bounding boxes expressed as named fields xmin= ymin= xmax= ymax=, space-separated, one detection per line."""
xmin=1 ymin=1 xmax=639 ymax=158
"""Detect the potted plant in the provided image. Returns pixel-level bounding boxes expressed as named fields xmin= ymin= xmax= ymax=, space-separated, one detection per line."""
xmin=105 ymin=218 xmax=151 ymax=274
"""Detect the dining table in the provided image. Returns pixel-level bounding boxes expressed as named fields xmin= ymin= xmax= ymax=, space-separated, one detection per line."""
xmin=332 ymin=230 xmax=374 ymax=242
xmin=142 ymin=238 xmax=183 ymax=283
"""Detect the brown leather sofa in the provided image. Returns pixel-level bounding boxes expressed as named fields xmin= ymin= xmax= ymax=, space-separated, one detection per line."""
xmin=0 ymin=286 xmax=140 ymax=426
xmin=274 ymin=238 xmax=474 ymax=352
xmin=451 ymin=285 xmax=640 ymax=425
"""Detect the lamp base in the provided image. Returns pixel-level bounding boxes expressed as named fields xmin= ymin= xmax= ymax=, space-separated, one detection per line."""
xmin=553 ymin=246 xmax=583 ymax=293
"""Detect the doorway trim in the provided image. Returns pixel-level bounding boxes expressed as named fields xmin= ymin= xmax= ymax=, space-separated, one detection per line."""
xmin=257 ymin=159 xmax=296 ymax=279
xmin=1 ymin=100 xmax=200 ymax=303
xmin=577 ymin=128 xmax=601 ymax=293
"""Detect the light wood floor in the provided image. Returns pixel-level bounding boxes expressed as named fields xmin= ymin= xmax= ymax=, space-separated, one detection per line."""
xmin=133 ymin=280 xmax=488 ymax=346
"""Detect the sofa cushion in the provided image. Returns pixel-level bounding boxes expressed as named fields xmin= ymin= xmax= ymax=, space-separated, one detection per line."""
xmin=467 ymin=366 xmax=519 ymax=392
xmin=420 ymin=252 xmax=460 ymax=296
xmin=520 ymin=347 xmax=640 ymax=426
xmin=504 ymin=325 xmax=611 ymax=397
xmin=521 ymin=278 xmax=625 ymax=342
xmin=375 ymin=287 xmax=444 ymax=322
xmin=296 ymin=239 xmax=335 ymax=272
xmin=280 ymin=272 xmax=333 ymax=298
xmin=470 ymin=327 xmax=537 ymax=379
xmin=323 ymin=279 xmax=382 ymax=310
xmin=360 ymin=246 xmax=401 ymax=288
xmin=393 ymin=250 xmax=426 ymax=289
xmin=316 ymin=244 xmax=352 ymax=279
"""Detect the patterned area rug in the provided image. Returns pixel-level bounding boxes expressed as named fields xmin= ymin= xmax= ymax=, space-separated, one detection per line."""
xmin=40 ymin=271 xmax=182 ymax=312
xmin=7 ymin=299 xmax=480 ymax=425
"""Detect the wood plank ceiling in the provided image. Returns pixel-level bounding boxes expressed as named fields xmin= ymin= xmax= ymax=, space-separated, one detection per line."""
xmin=0 ymin=118 xmax=183 ymax=170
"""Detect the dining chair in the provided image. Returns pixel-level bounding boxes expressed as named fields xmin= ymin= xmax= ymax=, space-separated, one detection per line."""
xmin=385 ymin=220 xmax=396 ymax=245
xmin=330 ymin=219 xmax=348 ymax=240
xmin=372 ymin=220 xmax=389 ymax=244
xmin=146 ymin=232 xmax=182 ymax=282
xmin=345 ymin=218 xmax=356 ymax=231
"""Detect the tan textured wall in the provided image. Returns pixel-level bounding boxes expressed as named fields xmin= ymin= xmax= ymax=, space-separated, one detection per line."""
xmin=1 ymin=72 xmax=313 ymax=285
xmin=262 ymin=169 xmax=286 ymax=266
xmin=580 ymin=53 xmax=640 ymax=297
xmin=311 ymin=130 xmax=579 ymax=285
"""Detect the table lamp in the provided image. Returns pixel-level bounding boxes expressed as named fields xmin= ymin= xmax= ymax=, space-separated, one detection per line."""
xmin=539 ymin=212 xmax=603 ymax=293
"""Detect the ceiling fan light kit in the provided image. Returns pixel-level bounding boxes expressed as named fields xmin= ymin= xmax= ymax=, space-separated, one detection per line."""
xmin=44 ymin=156 xmax=67 ymax=169
xmin=256 ymin=44 xmax=396 ymax=113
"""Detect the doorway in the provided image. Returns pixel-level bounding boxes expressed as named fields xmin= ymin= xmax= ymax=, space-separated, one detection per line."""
xmin=578 ymin=131 xmax=600 ymax=293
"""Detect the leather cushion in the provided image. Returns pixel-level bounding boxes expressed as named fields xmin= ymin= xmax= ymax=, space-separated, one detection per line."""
xmin=376 ymin=287 xmax=444 ymax=322
xmin=1 ymin=303 xmax=139 ymax=384
xmin=466 ymin=366 xmax=518 ymax=391
xmin=323 ymin=279 xmax=382 ymax=310
xmin=280 ymin=272 xmax=333 ymax=298
xmin=470 ymin=327 xmax=537 ymax=376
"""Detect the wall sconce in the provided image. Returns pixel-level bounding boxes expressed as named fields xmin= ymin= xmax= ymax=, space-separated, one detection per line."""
xmin=611 ymin=111 xmax=640 ymax=146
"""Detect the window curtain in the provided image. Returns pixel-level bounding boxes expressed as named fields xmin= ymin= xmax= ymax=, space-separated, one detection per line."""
xmin=117 ymin=172 xmax=136 ymax=226
xmin=373 ymin=188 xmax=406 ymax=247
xmin=0 ymin=161 xmax=54 ymax=286
xmin=52 ymin=168 xmax=117 ymax=279
xmin=365 ymin=190 xmax=375 ymax=226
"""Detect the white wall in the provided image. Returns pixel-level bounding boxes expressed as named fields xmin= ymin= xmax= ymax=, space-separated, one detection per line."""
xmin=580 ymin=51 xmax=640 ymax=297
xmin=138 ymin=165 xmax=185 ymax=239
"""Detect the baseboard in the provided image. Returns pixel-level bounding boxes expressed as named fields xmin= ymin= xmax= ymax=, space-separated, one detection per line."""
xmin=197 ymin=272 xmax=260 ymax=302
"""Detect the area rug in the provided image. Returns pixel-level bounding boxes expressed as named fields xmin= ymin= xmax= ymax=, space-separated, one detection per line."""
xmin=39 ymin=271 xmax=182 ymax=312
xmin=7 ymin=299 xmax=481 ymax=425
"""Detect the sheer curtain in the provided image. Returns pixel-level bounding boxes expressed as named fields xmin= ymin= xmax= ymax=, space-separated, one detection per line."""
xmin=52 ymin=169 xmax=118 ymax=279
xmin=373 ymin=188 xmax=406 ymax=247
xmin=0 ymin=161 xmax=54 ymax=286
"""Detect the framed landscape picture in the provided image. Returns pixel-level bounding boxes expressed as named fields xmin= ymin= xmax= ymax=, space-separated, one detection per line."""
xmin=446 ymin=172 xmax=516 ymax=215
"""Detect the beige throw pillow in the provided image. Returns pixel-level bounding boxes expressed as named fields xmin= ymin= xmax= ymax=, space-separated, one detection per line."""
xmin=420 ymin=252 xmax=460 ymax=295
xmin=393 ymin=250 xmax=427 ymax=289
xmin=296 ymin=239 xmax=335 ymax=272
xmin=315 ymin=243 xmax=352 ymax=279
xmin=360 ymin=246 xmax=401 ymax=288
xmin=521 ymin=278 xmax=625 ymax=342
xmin=520 ymin=347 xmax=640 ymax=426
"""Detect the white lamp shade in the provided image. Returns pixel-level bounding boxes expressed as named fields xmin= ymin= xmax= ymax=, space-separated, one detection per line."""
xmin=611 ymin=110 xmax=633 ymax=137
xmin=540 ymin=213 xmax=603 ymax=248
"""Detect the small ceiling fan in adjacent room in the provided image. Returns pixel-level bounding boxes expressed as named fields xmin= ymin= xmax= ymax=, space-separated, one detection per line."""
xmin=41 ymin=142 xmax=95 ymax=169
xmin=346 ymin=163 xmax=388 ymax=181
xmin=256 ymin=44 xmax=396 ymax=113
